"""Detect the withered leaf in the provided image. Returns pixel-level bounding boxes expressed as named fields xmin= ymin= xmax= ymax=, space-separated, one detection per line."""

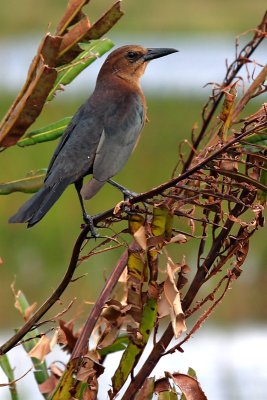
xmin=170 ymin=372 xmax=207 ymax=400
xmin=169 ymin=234 xmax=187 ymax=244
xmin=58 ymin=319 xmax=78 ymax=353
xmin=56 ymin=0 xmax=90 ymax=36
xmin=24 ymin=302 xmax=38 ymax=321
xmin=76 ymin=351 xmax=104 ymax=383
xmin=160 ymin=258 xmax=187 ymax=338
xmin=83 ymin=1 xmax=124 ymax=40
xmin=58 ymin=15 xmax=91 ymax=57
xmin=39 ymin=375 xmax=58 ymax=394
xmin=28 ymin=335 xmax=53 ymax=361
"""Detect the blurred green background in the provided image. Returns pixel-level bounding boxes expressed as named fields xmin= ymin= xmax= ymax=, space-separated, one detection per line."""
xmin=0 ymin=0 xmax=267 ymax=333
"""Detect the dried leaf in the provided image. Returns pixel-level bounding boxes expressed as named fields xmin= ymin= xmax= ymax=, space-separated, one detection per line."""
xmin=76 ymin=351 xmax=104 ymax=383
xmin=58 ymin=15 xmax=91 ymax=56
xmin=24 ymin=302 xmax=37 ymax=321
xmin=83 ymin=1 xmax=124 ymax=40
xmin=0 ymin=58 xmax=59 ymax=147
xmin=56 ymin=0 xmax=90 ymax=35
xmin=170 ymin=372 xmax=207 ymax=400
xmin=39 ymin=374 xmax=58 ymax=394
xmin=58 ymin=320 xmax=78 ymax=353
xmin=169 ymin=234 xmax=187 ymax=244
xmin=28 ymin=335 xmax=53 ymax=361
xmin=162 ymin=259 xmax=187 ymax=338
xmin=113 ymin=200 xmax=125 ymax=215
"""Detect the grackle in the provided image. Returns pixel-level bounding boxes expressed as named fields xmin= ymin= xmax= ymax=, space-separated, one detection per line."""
xmin=9 ymin=45 xmax=177 ymax=235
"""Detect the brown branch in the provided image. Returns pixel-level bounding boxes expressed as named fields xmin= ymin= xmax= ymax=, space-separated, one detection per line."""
xmin=232 ymin=64 xmax=267 ymax=122
xmin=71 ymin=247 xmax=129 ymax=359
xmin=0 ymin=224 xmax=92 ymax=355
xmin=120 ymin=188 xmax=250 ymax=398
xmin=182 ymin=12 xmax=267 ymax=172
xmin=0 ymin=120 xmax=262 ymax=356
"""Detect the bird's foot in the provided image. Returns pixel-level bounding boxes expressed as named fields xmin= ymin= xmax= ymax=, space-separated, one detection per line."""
xmin=82 ymin=213 xmax=99 ymax=238
xmin=122 ymin=188 xmax=139 ymax=201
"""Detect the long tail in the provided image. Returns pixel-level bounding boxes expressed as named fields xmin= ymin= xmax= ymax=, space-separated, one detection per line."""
xmin=9 ymin=181 xmax=68 ymax=227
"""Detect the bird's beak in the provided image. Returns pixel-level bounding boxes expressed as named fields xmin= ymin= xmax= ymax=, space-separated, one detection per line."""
xmin=143 ymin=47 xmax=178 ymax=62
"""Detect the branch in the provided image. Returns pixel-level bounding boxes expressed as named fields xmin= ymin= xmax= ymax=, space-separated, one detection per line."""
xmin=182 ymin=12 xmax=267 ymax=172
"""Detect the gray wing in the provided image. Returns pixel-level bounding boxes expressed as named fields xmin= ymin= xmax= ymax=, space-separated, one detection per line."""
xmin=45 ymin=102 xmax=104 ymax=186
xmin=46 ymin=103 xmax=85 ymax=176
xmin=92 ymin=92 xmax=144 ymax=182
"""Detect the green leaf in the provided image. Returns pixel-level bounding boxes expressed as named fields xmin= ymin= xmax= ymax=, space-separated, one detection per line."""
xmin=17 ymin=117 xmax=72 ymax=147
xmin=98 ymin=335 xmax=129 ymax=356
xmin=158 ymin=390 xmax=178 ymax=400
xmin=240 ymin=131 xmax=267 ymax=152
xmin=0 ymin=169 xmax=46 ymax=195
xmin=47 ymin=38 xmax=114 ymax=101
xmin=151 ymin=206 xmax=169 ymax=236
xmin=50 ymin=361 xmax=76 ymax=400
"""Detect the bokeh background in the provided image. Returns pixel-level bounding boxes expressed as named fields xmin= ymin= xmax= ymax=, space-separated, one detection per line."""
xmin=0 ymin=1 xmax=267 ymax=399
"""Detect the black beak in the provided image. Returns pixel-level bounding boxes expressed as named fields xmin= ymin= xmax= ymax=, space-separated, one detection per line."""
xmin=143 ymin=47 xmax=178 ymax=61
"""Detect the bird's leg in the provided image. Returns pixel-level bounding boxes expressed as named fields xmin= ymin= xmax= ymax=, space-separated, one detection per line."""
xmin=108 ymin=179 xmax=139 ymax=215
xmin=107 ymin=179 xmax=138 ymax=200
xmin=75 ymin=181 xmax=99 ymax=237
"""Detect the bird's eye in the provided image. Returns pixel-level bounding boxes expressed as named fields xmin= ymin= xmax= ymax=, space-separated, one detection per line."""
xmin=127 ymin=51 xmax=137 ymax=60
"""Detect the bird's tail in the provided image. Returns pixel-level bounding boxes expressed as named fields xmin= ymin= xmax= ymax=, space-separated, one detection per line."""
xmin=9 ymin=181 xmax=68 ymax=227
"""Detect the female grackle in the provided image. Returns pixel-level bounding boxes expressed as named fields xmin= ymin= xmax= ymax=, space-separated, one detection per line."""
xmin=9 ymin=45 xmax=177 ymax=235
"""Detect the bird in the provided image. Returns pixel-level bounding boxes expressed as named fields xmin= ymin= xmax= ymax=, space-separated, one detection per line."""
xmin=9 ymin=45 xmax=178 ymax=235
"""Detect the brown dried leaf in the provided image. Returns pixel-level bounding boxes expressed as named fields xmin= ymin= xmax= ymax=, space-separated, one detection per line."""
xmin=58 ymin=15 xmax=91 ymax=57
xmin=76 ymin=351 xmax=104 ymax=383
xmin=58 ymin=320 xmax=78 ymax=353
xmin=0 ymin=34 xmax=62 ymax=147
xmin=0 ymin=65 xmax=57 ymax=147
xmin=171 ymin=372 xmax=207 ymax=400
xmin=24 ymin=302 xmax=37 ymax=321
xmin=56 ymin=0 xmax=90 ymax=35
xmin=154 ymin=377 xmax=171 ymax=393
xmin=164 ymin=259 xmax=187 ymax=338
xmin=157 ymin=290 xmax=170 ymax=319
xmin=50 ymin=363 xmax=64 ymax=378
xmin=83 ymin=1 xmax=124 ymax=40
xmin=39 ymin=375 xmax=59 ymax=394
xmin=169 ymin=234 xmax=187 ymax=244
xmin=113 ymin=200 xmax=125 ymax=215
xmin=28 ymin=335 xmax=53 ymax=361
xmin=97 ymin=325 xmax=120 ymax=349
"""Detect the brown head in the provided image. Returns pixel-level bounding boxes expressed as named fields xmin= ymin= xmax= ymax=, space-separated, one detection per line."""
xmin=97 ymin=44 xmax=178 ymax=86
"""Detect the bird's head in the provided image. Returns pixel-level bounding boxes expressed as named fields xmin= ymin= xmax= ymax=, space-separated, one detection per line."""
xmin=97 ymin=45 xmax=178 ymax=85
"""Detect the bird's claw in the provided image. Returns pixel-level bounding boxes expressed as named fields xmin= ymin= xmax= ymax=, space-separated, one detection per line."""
xmin=122 ymin=189 xmax=138 ymax=201
xmin=82 ymin=213 xmax=99 ymax=238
